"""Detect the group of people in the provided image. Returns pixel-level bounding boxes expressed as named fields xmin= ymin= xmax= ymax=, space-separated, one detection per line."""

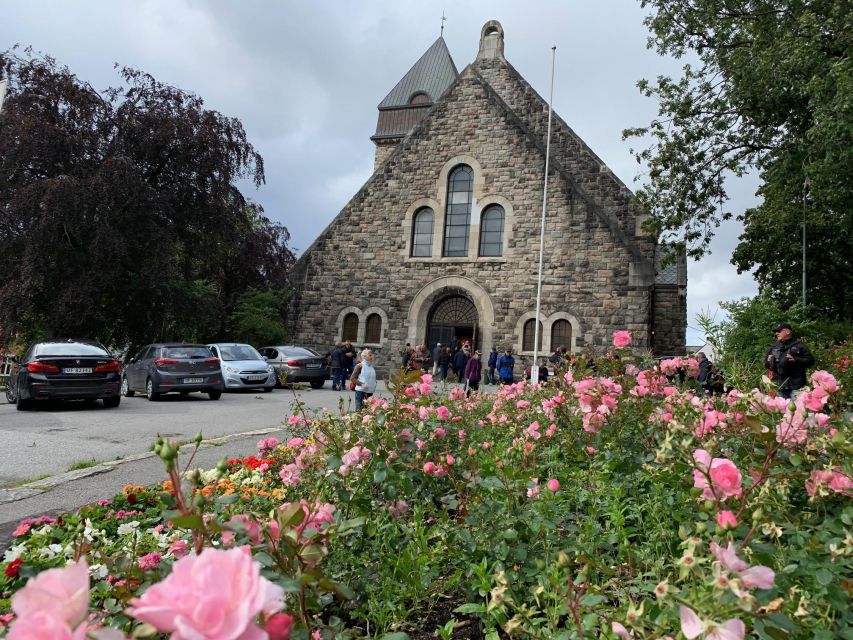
xmin=400 ymin=341 xmax=521 ymax=390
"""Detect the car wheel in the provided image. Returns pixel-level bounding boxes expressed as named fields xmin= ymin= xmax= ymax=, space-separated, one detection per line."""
xmin=121 ymin=376 xmax=135 ymax=397
xmin=16 ymin=383 xmax=33 ymax=411
xmin=208 ymin=389 xmax=222 ymax=400
xmin=5 ymin=378 xmax=17 ymax=404
xmin=146 ymin=378 xmax=160 ymax=401
xmin=310 ymin=380 xmax=325 ymax=390
xmin=103 ymin=396 xmax=121 ymax=408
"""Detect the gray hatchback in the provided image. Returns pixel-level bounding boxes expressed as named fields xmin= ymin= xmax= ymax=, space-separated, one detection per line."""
xmin=122 ymin=343 xmax=224 ymax=401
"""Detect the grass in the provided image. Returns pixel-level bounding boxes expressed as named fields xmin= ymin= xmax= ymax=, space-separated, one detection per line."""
xmin=7 ymin=473 xmax=52 ymax=488
xmin=66 ymin=459 xmax=100 ymax=472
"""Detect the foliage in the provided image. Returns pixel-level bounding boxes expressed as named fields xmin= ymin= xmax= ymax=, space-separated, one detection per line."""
xmin=2 ymin=343 xmax=852 ymax=639
xmin=0 ymin=49 xmax=294 ymax=352
xmin=625 ymin=0 xmax=853 ymax=319
xmin=231 ymin=288 xmax=290 ymax=346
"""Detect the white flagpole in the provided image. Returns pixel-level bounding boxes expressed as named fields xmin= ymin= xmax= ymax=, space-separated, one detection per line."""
xmin=531 ymin=46 xmax=556 ymax=385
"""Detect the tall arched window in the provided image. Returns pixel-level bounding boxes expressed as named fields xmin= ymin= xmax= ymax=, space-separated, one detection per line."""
xmin=443 ymin=165 xmax=473 ymax=257
xmin=342 ymin=313 xmax=359 ymax=342
xmin=411 ymin=207 xmax=434 ymax=257
xmin=551 ymin=320 xmax=572 ymax=351
xmin=365 ymin=314 xmax=382 ymax=343
xmin=479 ymin=204 xmax=505 ymax=256
xmin=522 ymin=319 xmax=543 ymax=352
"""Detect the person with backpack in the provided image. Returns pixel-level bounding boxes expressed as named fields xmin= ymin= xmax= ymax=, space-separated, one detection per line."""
xmin=349 ymin=349 xmax=377 ymax=411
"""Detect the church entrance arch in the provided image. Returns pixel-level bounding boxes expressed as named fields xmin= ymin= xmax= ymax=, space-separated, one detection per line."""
xmin=427 ymin=295 xmax=478 ymax=350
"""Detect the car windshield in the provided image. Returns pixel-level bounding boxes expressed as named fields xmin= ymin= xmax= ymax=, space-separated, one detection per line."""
xmin=36 ymin=342 xmax=110 ymax=357
xmin=283 ymin=347 xmax=319 ymax=358
xmin=163 ymin=347 xmax=212 ymax=359
xmin=219 ymin=345 xmax=262 ymax=361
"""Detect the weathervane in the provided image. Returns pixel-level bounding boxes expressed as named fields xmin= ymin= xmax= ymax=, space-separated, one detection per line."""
xmin=440 ymin=11 xmax=447 ymax=36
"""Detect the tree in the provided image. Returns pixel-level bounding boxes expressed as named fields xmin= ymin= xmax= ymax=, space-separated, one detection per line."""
xmin=230 ymin=288 xmax=290 ymax=346
xmin=0 ymin=49 xmax=294 ymax=351
xmin=625 ymin=0 xmax=853 ymax=319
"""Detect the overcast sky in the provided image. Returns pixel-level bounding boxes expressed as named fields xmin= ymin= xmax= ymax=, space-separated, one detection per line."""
xmin=3 ymin=0 xmax=760 ymax=346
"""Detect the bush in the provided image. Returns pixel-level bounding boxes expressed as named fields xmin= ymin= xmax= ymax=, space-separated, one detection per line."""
xmin=1 ymin=346 xmax=851 ymax=639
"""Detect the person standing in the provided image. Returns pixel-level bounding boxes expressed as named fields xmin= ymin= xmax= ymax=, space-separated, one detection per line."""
xmin=342 ymin=341 xmax=357 ymax=382
xmin=498 ymin=348 xmax=515 ymax=385
xmin=350 ymin=349 xmax=377 ymax=411
xmin=487 ymin=347 xmax=498 ymax=385
xmin=764 ymin=323 xmax=815 ymax=399
xmin=464 ymin=351 xmax=482 ymax=396
xmin=401 ymin=343 xmax=412 ymax=369
xmin=537 ymin=359 xmax=549 ymax=385
xmin=431 ymin=343 xmax=442 ymax=375
xmin=696 ymin=352 xmax=712 ymax=383
xmin=438 ymin=346 xmax=451 ymax=382
xmin=326 ymin=341 xmax=346 ymax=391
xmin=452 ymin=347 xmax=469 ymax=382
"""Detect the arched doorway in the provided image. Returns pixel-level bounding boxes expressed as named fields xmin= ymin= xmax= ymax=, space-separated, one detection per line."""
xmin=427 ymin=295 xmax=479 ymax=350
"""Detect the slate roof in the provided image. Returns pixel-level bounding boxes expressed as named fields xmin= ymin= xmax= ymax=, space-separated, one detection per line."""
xmin=655 ymin=244 xmax=687 ymax=286
xmin=377 ymin=37 xmax=458 ymax=108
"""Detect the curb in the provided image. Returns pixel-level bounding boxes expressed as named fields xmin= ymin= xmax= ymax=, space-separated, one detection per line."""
xmin=0 ymin=426 xmax=284 ymax=505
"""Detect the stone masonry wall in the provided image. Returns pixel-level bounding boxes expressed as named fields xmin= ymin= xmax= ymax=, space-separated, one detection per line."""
xmin=653 ymin=286 xmax=687 ymax=356
xmin=290 ymin=60 xmax=664 ymax=372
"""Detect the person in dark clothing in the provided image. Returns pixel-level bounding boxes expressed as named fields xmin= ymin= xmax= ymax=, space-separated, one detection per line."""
xmin=764 ymin=323 xmax=815 ymax=399
xmin=696 ymin=352 xmax=712 ymax=383
xmin=342 ymin=342 xmax=357 ymax=381
xmin=326 ymin=342 xmax=346 ymax=391
xmin=451 ymin=348 xmax=468 ymax=382
xmin=538 ymin=359 xmax=549 ymax=385
xmin=498 ymin=349 xmax=515 ymax=385
xmin=401 ymin=343 xmax=412 ymax=369
xmin=431 ymin=343 xmax=443 ymax=375
xmin=438 ymin=347 xmax=451 ymax=381
xmin=487 ymin=347 xmax=498 ymax=385
xmin=464 ymin=351 xmax=482 ymax=396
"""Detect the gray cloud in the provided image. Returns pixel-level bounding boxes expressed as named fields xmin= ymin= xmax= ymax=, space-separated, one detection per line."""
xmin=2 ymin=0 xmax=758 ymax=345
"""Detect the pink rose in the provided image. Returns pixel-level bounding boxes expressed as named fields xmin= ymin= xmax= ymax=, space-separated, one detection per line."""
xmin=546 ymin=479 xmax=560 ymax=493
xmin=167 ymin=540 xmax=190 ymax=559
xmin=445 ymin=454 xmax=455 ymax=465
xmin=710 ymin=541 xmax=775 ymax=590
xmin=266 ymin=613 xmax=294 ymax=640
xmin=811 ymin=370 xmax=839 ymax=393
xmin=708 ymin=459 xmax=742 ymax=499
xmin=10 ymin=559 xmax=89 ymax=629
xmin=435 ymin=406 xmax=451 ymax=421
xmin=138 ymin=553 xmax=162 ymax=571
xmin=612 ymin=330 xmax=632 ymax=349
xmin=8 ymin=610 xmax=89 ymax=640
xmin=423 ymin=462 xmax=436 ymax=475
xmin=715 ymin=510 xmax=737 ymax=530
xmin=127 ymin=547 xmax=284 ymax=640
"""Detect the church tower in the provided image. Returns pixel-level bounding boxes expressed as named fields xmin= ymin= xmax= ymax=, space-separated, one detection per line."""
xmin=370 ymin=37 xmax=458 ymax=169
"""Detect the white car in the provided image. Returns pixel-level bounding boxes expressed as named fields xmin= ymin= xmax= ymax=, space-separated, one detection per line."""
xmin=206 ymin=343 xmax=276 ymax=392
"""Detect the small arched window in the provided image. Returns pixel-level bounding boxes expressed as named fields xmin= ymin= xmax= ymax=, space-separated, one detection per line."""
xmin=479 ymin=205 xmax=505 ymax=256
xmin=522 ymin=319 xmax=543 ymax=352
xmin=409 ymin=92 xmax=430 ymax=105
xmin=443 ymin=165 xmax=473 ymax=257
xmin=365 ymin=314 xmax=382 ymax=343
xmin=411 ymin=207 xmax=434 ymax=257
xmin=342 ymin=313 xmax=359 ymax=342
xmin=551 ymin=320 xmax=572 ymax=351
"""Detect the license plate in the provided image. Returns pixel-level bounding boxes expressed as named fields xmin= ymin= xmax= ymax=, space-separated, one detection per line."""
xmin=63 ymin=368 xmax=93 ymax=374
xmin=305 ymin=363 xmax=320 ymax=369
xmin=183 ymin=377 xmax=204 ymax=384
xmin=247 ymin=374 xmax=267 ymax=381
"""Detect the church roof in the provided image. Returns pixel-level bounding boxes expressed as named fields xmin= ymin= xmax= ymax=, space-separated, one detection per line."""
xmin=377 ymin=37 xmax=458 ymax=108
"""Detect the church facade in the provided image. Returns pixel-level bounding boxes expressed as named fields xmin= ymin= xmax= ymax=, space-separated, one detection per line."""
xmin=289 ymin=21 xmax=687 ymax=370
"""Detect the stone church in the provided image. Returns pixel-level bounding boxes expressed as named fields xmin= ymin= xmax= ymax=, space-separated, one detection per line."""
xmin=290 ymin=21 xmax=687 ymax=370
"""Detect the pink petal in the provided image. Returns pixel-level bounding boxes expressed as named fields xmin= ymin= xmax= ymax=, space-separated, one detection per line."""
xmin=680 ymin=606 xmax=704 ymax=640
xmin=739 ymin=565 xmax=775 ymax=590
xmin=707 ymin=618 xmax=745 ymax=640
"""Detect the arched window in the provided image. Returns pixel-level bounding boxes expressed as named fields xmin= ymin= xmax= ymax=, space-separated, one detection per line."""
xmin=479 ymin=204 xmax=505 ymax=256
xmin=443 ymin=165 xmax=473 ymax=257
xmin=409 ymin=92 xmax=430 ymax=105
xmin=411 ymin=207 xmax=434 ymax=257
xmin=522 ymin=319 xmax=543 ymax=352
xmin=551 ymin=320 xmax=572 ymax=351
xmin=342 ymin=313 xmax=359 ymax=342
xmin=365 ymin=314 xmax=382 ymax=343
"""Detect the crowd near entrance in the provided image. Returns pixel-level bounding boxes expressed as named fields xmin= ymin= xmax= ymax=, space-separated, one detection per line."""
xmin=426 ymin=295 xmax=479 ymax=351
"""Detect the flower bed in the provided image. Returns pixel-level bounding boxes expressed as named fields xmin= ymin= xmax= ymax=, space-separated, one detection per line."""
xmin=2 ymin=336 xmax=852 ymax=639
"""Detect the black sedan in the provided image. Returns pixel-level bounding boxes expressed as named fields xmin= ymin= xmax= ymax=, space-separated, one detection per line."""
xmin=8 ymin=339 xmax=122 ymax=411
xmin=258 ymin=345 xmax=329 ymax=389
xmin=122 ymin=343 xmax=224 ymax=401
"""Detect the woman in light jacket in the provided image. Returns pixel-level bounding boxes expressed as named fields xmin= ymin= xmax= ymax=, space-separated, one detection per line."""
xmin=349 ymin=349 xmax=377 ymax=411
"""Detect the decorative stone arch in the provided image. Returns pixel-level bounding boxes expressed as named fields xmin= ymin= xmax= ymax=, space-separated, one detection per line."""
xmin=407 ymin=276 xmax=495 ymax=349
xmin=435 ymin=155 xmax=486 ymax=257
xmin=335 ymin=306 xmax=363 ymax=343
xmin=547 ymin=311 xmax=583 ymax=354
xmin=401 ymin=197 xmax=441 ymax=260
xmin=513 ymin=310 xmax=545 ymax=356
xmin=475 ymin=194 xmax=514 ymax=257
xmin=362 ymin=306 xmax=389 ymax=346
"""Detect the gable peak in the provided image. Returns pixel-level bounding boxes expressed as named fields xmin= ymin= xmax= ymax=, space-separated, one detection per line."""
xmin=477 ymin=20 xmax=505 ymax=61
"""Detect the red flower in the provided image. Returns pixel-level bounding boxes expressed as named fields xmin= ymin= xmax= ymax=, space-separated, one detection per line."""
xmin=4 ymin=558 xmax=23 ymax=578
xmin=127 ymin=492 xmax=137 ymax=504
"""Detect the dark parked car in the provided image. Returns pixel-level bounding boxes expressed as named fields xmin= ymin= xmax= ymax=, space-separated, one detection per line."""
xmin=258 ymin=345 xmax=329 ymax=389
xmin=122 ymin=343 xmax=224 ymax=401
xmin=7 ymin=339 xmax=122 ymax=411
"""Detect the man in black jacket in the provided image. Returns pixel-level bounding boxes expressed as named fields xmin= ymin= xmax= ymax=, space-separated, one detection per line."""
xmin=764 ymin=323 xmax=815 ymax=399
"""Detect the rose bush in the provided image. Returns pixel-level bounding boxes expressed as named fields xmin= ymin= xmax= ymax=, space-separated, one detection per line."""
xmin=2 ymin=333 xmax=852 ymax=639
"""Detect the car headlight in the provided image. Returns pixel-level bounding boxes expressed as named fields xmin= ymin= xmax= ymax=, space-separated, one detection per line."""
xmin=224 ymin=365 xmax=239 ymax=373
xmin=267 ymin=365 xmax=274 ymax=373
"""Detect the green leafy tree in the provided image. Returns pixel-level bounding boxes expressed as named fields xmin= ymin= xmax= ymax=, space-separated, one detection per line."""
xmin=230 ymin=288 xmax=290 ymax=347
xmin=625 ymin=0 xmax=853 ymax=319
xmin=0 ymin=49 xmax=294 ymax=351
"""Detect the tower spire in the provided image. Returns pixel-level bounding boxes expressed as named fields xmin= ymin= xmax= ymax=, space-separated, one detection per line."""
xmin=440 ymin=11 xmax=446 ymax=37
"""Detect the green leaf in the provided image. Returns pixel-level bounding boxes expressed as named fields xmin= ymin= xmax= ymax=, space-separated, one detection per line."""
xmin=373 ymin=467 xmax=387 ymax=483
xmin=454 ymin=603 xmax=487 ymax=614
xmin=815 ymin=568 xmax=834 ymax=586
xmin=378 ymin=634 xmax=411 ymax=640
xmin=579 ymin=594 xmax=606 ymax=607
xmin=170 ymin=514 xmax=204 ymax=529
xmin=278 ymin=502 xmax=306 ymax=528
